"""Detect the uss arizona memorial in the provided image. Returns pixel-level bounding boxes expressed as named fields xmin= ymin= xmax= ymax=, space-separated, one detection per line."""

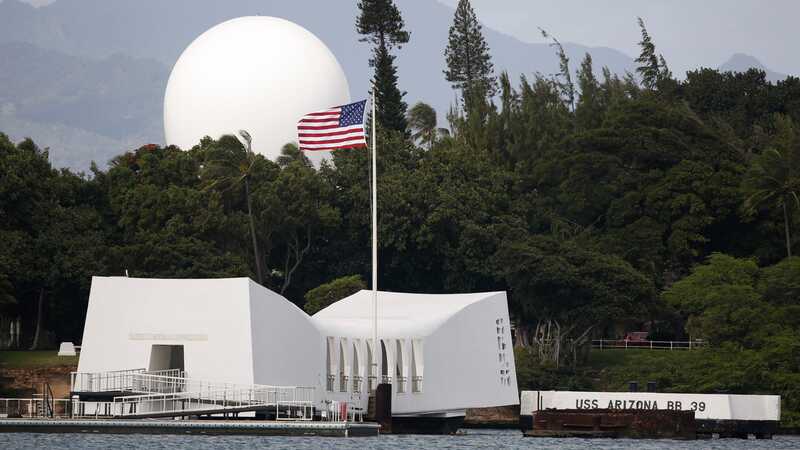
xmin=75 ymin=276 xmax=519 ymax=425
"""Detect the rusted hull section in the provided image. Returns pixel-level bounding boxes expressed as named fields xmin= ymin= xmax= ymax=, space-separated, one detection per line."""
xmin=697 ymin=419 xmax=777 ymax=439
xmin=524 ymin=409 xmax=696 ymax=439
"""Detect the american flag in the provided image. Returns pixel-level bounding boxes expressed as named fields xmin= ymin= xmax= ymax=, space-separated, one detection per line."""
xmin=297 ymin=100 xmax=368 ymax=151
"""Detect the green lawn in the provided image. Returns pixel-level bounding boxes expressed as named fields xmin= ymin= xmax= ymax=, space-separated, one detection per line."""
xmin=0 ymin=351 xmax=78 ymax=368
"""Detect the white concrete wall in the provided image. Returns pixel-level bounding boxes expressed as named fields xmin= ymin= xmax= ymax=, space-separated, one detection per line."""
xmin=78 ymin=277 xmax=255 ymax=385
xmin=521 ymin=390 xmax=781 ymax=421
xmin=248 ymin=280 xmax=324 ymax=389
xmin=78 ymin=277 xmax=522 ymax=418
xmin=393 ymin=292 xmax=519 ymax=415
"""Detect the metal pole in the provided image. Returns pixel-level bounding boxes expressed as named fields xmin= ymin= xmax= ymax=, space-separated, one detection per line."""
xmin=371 ymin=88 xmax=379 ymax=383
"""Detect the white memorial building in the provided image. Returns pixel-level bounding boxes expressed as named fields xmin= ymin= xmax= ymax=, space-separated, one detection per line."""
xmin=76 ymin=276 xmax=519 ymax=426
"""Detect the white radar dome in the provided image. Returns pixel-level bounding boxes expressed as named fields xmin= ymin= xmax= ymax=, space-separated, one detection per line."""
xmin=164 ymin=16 xmax=351 ymax=162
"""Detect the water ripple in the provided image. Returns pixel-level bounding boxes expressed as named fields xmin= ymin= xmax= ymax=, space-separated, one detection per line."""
xmin=1 ymin=429 xmax=798 ymax=449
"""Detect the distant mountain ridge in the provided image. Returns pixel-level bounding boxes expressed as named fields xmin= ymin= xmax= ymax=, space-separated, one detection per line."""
xmin=0 ymin=40 xmax=166 ymax=169
xmin=718 ymin=53 xmax=787 ymax=83
xmin=0 ymin=0 xmax=787 ymax=171
xmin=0 ymin=0 xmax=637 ymax=170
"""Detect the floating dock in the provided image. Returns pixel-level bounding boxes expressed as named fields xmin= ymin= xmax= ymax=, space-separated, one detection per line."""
xmin=0 ymin=419 xmax=380 ymax=437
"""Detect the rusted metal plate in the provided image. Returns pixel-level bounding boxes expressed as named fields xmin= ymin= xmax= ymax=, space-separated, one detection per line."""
xmin=526 ymin=409 xmax=696 ymax=440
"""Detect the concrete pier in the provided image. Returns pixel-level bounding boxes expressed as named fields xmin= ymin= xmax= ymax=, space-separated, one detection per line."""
xmin=0 ymin=419 xmax=381 ymax=437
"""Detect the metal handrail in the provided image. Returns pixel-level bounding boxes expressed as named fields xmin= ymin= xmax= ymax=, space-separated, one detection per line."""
xmin=70 ymin=368 xmax=185 ymax=393
xmin=113 ymin=384 xmax=315 ymax=419
xmin=0 ymin=398 xmax=74 ymax=419
xmin=69 ymin=369 xmax=316 ymax=420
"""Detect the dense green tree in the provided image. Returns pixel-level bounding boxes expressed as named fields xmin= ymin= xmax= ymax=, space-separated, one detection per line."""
xmin=444 ymin=0 xmax=497 ymax=104
xmin=495 ymin=235 xmax=654 ymax=367
xmin=356 ymin=0 xmax=409 ymax=48
xmin=102 ymin=143 xmax=251 ymax=281
xmin=663 ymin=253 xmax=800 ymax=345
xmin=742 ymin=114 xmax=800 ymax=257
xmin=200 ymin=134 xmax=274 ymax=284
xmin=575 ymin=53 xmax=602 ymax=129
xmin=357 ymin=0 xmax=410 ymax=133
xmin=758 ymin=256 xmax=800 ymax=305
xmin=504 ymin=74 xmax=571 ymax=164
xmin=407 ymin=102 xmax=448 ymax=149
xmin=371 ymin=44 xmax=408 ymax=132
xmin=276 ymin=143 xmax=311 ymax=168
xmin=269 ymin=158 xmax=341 ymax=295
xmin=303 ymin=275 xmax=366 ymax=314
xmin=0 ymin=135 xmax=108 ymax=347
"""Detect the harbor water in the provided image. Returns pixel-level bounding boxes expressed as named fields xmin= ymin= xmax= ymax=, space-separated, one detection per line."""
xmin=1 ymin=429 xmax=799 ymax=449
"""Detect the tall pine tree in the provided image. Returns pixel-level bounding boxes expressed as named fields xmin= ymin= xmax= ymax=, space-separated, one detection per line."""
xmin=575 ymin=53 xmax=602 ymax=129
xmin=635 ymin=17 xmax=672 ymax=90
xmin=444 ymin=0 xmax=497 ymax=105
xmin=541 ymin=28 xmax=575 ymax=113
xmin=357 ymin=0 xmax=410 ymax=133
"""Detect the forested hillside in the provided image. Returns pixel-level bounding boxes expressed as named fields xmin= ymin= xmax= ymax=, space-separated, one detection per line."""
xmin=1 ymin=1 xmax=799 ymax=425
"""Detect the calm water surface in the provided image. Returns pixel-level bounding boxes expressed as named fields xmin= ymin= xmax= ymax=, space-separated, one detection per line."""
xmin=2 ymin=429 xmax=799 ymax=449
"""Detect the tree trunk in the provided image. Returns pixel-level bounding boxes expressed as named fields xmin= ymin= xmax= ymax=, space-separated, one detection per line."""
xmin=29 ymin=287 xmax=44 ymax=350
xmin=281 ymin=227 xmax=312 ymax=294
xmin=245 ymin=177 xmax=264 ymax=284
xmin=783 ymin=201 xmax=792 ymax=258
xmin=514 ymin=323 xmax=530 ymax=347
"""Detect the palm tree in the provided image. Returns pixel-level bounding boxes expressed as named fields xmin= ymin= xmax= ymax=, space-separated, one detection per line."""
xmin=742 ymin=118 xmax=800 ymax=258
xmin=200 ymin=132 xmax=265 ymax=283
xmin=276 ymin=142 xmax=311 ymax=168
xmin=407 ymin=102 xmax=449 ymax=149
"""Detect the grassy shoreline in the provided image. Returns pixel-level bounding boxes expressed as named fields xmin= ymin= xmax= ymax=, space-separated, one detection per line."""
xmin=0 ymin=350 xmax=78 ymax=368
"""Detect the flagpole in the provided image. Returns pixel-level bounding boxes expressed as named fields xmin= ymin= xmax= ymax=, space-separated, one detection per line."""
xmin=371 ymin=88 xmax=379 ymax=387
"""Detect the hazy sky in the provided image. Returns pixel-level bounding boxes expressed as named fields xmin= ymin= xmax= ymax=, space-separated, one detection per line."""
xmin=438 ymin=0 xmax=798 ymax=77
xmin=16 ymin=0 xmax=798 ymax=77
xmin=20 ymin=0 xmax=54 ymax=6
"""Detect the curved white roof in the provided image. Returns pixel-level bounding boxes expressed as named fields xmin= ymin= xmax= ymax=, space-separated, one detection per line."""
xmin=311 ymin=290 xmax=506 ymax=337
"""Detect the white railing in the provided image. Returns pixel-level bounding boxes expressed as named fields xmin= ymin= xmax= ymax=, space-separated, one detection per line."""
xmin=130 ymin=372 xmax=188 ymax=394
xmin=592 ymin=339 xmax=708 ymax=350
xmin=70 ymin=368 xmax=145 ymax=393
xmin=322 ymin=400 xmax=364 ymax=423
xmin=0 ymin=398 xmax=120 ymax=419
xmin=113 ymin=386 xmax=314 ymax=419
xmin=0 ymin=398 xmax=70 ymax=419
xmin=70 ymin=368 xmax=186 ymax=393
xmin=112 ymin=377 xmax=315 ymax=420
xmin=69 ymin=369 xmax=316 ymax=420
